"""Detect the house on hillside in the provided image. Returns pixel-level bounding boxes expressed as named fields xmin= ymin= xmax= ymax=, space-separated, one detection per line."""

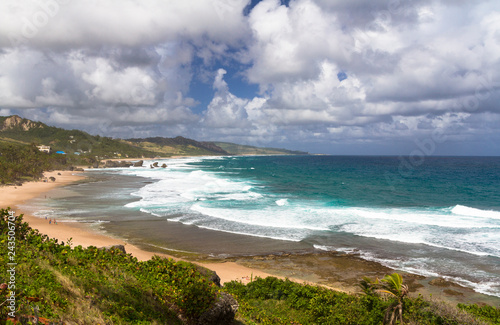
xmin=37 ymin=145 xmax=51 ymax=153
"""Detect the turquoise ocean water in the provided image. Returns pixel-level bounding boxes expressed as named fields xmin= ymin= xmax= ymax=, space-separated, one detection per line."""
xmin=32 ymin=155 xmax=500 ymax=297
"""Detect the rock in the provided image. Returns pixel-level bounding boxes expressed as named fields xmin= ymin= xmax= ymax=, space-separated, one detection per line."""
xmin=153 ymin=162 xmax=159 ymax=167
xmin=443 ymin=289 xmax=464 ymax=296
xmin=196 ymin=292 xmax=238 ymax=325
xmin=100 ymin=245 xmax=127 ymax=254
xmin=161 ymin=163 xmax=167 ymax=168
xmin=104 ymin=160 xmax=133 ymax=168
xmin=74 ymin=167 xmax=84 ymax=172
xmin=429 ymin=278 xmax=453 ymax=287
xmin=119 ymin=161 xmax=133 ymax=168
xmin=133 ymin=160 xmax=144 ymax=167
xmin=195 ymin=267 xmax=221 ymax=287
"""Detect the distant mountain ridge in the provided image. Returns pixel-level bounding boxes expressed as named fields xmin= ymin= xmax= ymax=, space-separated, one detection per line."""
xmin=214 ymin=142 xmax=308 ymax=156
xmin=127 ymin=136 xmax=229 ymax=156
xmin=0 ymin=115 xmax=307 ymax=158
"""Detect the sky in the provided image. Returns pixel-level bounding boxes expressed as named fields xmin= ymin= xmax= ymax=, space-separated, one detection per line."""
xmin=0 ymin=0 xmax=499 ymax=155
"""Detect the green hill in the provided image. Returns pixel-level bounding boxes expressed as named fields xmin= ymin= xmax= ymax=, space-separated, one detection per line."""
xmin=126 ymin=136 xmax=229 ymax=156
xmin=0 ymin=115 xmax=157 ymax=159
xmin=0 ymin=115 xmax=307 ymax=159
xmin=213 ymin=142 xmax=308 ymax=156
xmin=0 ymin=115 xmax=229 ymax=159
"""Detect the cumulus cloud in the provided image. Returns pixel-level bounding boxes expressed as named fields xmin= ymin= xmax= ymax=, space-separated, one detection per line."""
xmin=203 ymin=69 xmax=253 ymax=132
xmin=0 ymin=0 xmax=249 ymax=49
xmin=0 ymin=0 xmax=499 ymax=154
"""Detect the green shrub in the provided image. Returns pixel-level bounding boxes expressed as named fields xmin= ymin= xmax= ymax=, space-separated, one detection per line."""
xmin=458 ymin=303 xmax=500 ymax=324
xmin=0 ymin=208 xmax=218 ymax=324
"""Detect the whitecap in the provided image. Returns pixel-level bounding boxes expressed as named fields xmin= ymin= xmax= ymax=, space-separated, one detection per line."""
xmin=451 ymin=205 xmax=500 ymax=220
xmin=275 ymin=199 xmax=288 ymax=206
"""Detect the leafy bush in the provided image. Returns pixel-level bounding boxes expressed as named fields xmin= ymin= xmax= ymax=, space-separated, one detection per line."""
xmin=225 ymin=276 xmax=494 ymax=325
xmin=0 ymin=208 xmax=219 ymax=324
xmin=225 ymin=277 xmax=387 ymax=324
xmin=458 ymin=303 xmax=500 ymax=324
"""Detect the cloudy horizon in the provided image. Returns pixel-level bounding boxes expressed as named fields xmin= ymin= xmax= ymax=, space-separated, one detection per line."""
xmin=1 ymin=0 xmax=499 ymax=155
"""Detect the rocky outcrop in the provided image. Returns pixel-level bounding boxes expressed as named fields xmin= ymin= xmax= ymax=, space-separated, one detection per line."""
xmin=1 ymin=115 xmax=44 ymax=132
xmin=196 ymin=267 xmax=221 ymax=288
xmin=100 ymin=245 xmax=127 ymax=254
xmin=133 ymin=160 xmax=144 ymax=167
xmin=196 ymin=292 xmax=238 ymax=325
xmin=1 ymin=115 xmax=43 ymax=132
xmin=104 ymin=160 xmax=133 ymax=168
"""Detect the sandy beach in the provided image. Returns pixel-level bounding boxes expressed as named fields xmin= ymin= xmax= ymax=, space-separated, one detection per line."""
xmin=0 ymin=170 xmax=278 ymax=285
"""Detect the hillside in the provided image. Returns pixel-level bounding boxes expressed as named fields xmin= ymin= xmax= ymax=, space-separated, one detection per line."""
xmin=0 ymin=116 xmax=227 ymax=159
xmin=126 ymin=136 xmax=229 ymax=156
xmin=214 ymin=142 xmax=308 ymax=156
xmin=0 ymin=115 xmax=157 ymax=159
xmin=0 ymin=115 xmax=307 ymax=161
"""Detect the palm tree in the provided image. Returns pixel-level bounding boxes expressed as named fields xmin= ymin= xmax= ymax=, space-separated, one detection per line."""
xmin=359 ymin=276 xmax=379 ymax=296
xmin=378 ymin=273 xmax=409 ymax=325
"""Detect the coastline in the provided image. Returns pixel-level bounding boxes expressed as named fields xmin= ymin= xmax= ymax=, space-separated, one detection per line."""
xmin=2 ymin=168 xmax=500 ymax=307
xmin=0 ymin=169 xmax=281 ymax=285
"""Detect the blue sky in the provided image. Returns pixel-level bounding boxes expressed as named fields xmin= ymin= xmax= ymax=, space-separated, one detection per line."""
xmin=0 ymin=0 xmax=499 ymax=155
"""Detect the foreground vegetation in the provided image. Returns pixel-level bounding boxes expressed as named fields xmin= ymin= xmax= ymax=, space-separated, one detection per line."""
xmin=225 ymin=277 xmax=500 ymax=324
xmin=0 ymin=208 xmax=220 ymax=324
xmin=1 ymin=208 xmax=499 ymax=324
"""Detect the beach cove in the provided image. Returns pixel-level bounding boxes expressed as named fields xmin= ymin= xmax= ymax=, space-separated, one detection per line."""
xmin=3 ymin=155 xmax=500 ymax=308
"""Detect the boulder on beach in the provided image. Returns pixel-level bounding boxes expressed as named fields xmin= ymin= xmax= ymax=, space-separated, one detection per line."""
xmin=133 ymin=160 xmax=144 ymax=167
xmin=104 ymin=160 xmax=133 ymax=168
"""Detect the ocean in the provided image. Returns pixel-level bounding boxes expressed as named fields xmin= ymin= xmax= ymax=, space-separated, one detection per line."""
xmin=30 ymin=155 xmax=500 ymax=298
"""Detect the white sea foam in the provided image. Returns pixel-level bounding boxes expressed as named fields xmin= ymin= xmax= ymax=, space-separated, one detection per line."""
xmin=190 ymin=204 xmax=329 ymax=232
xmin=275 ymin=198 xmax=288 ymax=206
xmin=451 ymin=205 xmax=500 ymax=219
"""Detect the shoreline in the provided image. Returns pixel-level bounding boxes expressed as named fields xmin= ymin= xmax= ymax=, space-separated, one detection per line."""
xmin=0 ymin=170 xmax=286 ymax=285
xmin=2 ymin=169 xmax=500 ymax=307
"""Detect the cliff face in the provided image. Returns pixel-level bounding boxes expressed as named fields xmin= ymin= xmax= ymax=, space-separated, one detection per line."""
xmin=0 ymin=115 xmax=44 ymax=132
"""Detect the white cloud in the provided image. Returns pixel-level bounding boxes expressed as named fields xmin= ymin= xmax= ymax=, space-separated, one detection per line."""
xmin=0 ymin=0 xmax=249 ymax=49
xmin=203 ymin=69 xmax=251 ymax=128
xmin=247 ymin=0 xmax=349 ymax=86
xmin=1 ymin=0 xmax=499 ymax=154
xmin=80 ymin=58 xmax=157 ymax=105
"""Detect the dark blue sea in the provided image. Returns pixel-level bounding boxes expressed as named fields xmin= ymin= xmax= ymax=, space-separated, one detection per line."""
xmin=31 ymin=155 xmax=500 ymax=297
